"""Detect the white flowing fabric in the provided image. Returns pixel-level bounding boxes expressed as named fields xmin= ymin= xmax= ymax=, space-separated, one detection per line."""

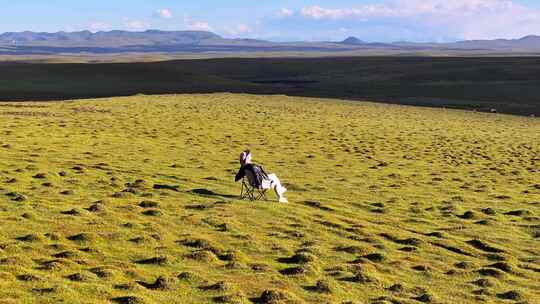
xmin=239 ymin=151 xmax=288 ymax=202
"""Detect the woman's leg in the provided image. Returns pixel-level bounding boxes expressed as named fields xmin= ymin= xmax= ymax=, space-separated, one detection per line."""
xmin=267 ymin=174 xmax=287 ymax=202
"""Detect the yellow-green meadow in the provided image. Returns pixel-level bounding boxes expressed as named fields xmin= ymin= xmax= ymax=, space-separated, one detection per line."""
xmin=0 ymin=94 xmax=538 ymax=304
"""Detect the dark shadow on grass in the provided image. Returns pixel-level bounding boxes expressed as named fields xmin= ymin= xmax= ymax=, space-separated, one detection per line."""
xmin=188 ymin=188 xmax=238 ymax=199
xmin=1 ymin=58 xmax=540 ymax=116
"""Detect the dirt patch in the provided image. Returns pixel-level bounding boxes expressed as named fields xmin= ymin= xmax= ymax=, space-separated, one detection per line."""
xmin=277 ymin=252 xmax=316 ymax=264
xmin=111 ymin=296 xmax=145 ymax=304
xmin=6 ymin=192 xmax=27 ymax=202
xmin=199 ymin=281 xmax=232 ymax=292
xmin=89 ymin=267 xmax=116 ymax=278
xmin=66 ymin=272 xmax=92 ymax=282
xmin=477 ymin=268 xmax=505 ymax=278
xmin=414 ymin=293 xmax=434 ymax=303
xmin=16 ymin=274 xmax=41 ymax=282
xmin=466 ymin=239 xmax=504 ymax=253
xmin=177 ymin=271 xmax=206 ymax=283
xmin=67 ymin=233 xmax=94 ymax=242
xmin=353 ymin=253 xmax=386 ymax=263
xmin=153 ymin=184 xmax=180 ymax=191
xmin=16 ymin=234 xmax=41 ymax=242
xmin=137 ymin=276 xmax=174 ymax=290
xmin=471 ymin=278 xmax=493 ymax=287
xmin=335 ymin=245 xmax=369 ymax=255
xmin=497 ymin=291 xmax=523 ymax=301
xmin=52 ymin=251 xmax=77 ymax=259
xmin=135 ymin=256 xmax=168 ymax=265
xmin=504 ymin=210 xmax=531 ymax=217
xmin=487 ymin=262 xmax=513 ymax=273
xmin=252 ymin=289 xmax=296 ymax=304
xmin=279 ymin=266 xmax=308 ymax=276
xmin=304 ymin=280 xmax=332 ymax=294
xmin=141 ymin=209 xmax=162 ymax=216
xmin=185 ymin=250 xmax=219 ymax=263
xmin=61 ymin=209 xmax=82 ymax=216
xmin=341 ymin=271 xmax=376 ymax=284
xmin=87 ymin=203 xmax=106 ymax=212
xmin=139 ymin=201 xmax=159 ymax=208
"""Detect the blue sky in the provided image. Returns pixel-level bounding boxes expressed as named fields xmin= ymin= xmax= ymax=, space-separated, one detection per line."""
xmin=2 ymin=0 xmax=540 ymax=42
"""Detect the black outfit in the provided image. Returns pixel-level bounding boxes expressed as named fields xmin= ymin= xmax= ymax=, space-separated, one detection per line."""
xmin=235 ymin=164 xmax=269 ymax=188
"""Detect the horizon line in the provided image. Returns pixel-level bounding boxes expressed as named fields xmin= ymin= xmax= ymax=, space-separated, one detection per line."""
xmin=1 ymin=29 xmax=539 ymax=45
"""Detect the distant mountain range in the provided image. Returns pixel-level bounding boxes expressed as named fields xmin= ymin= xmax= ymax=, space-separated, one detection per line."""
xmin=1 ymin=30 xmax=540 ymax=55
xmin=0 ymin=30 xmax=222 ymax=47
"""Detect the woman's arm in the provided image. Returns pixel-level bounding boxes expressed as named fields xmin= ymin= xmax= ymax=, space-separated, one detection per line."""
xmin=235 ymin=167 xmax=245 ymax=182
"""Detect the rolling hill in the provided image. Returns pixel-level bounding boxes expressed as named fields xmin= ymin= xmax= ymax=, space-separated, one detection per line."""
xmin=1 ymin=30 xmax=540 ymax=55
xmin=0 ymin=93 xmax=538 ymax=303
xmin=0 ymin=30 xmax=223 ymax=47
xmin=1 ymin=57 xmax=540 ymax=116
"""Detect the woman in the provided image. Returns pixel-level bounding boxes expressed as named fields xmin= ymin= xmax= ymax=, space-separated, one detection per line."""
xmin=235 ymin=150 xmax=288 ymax=203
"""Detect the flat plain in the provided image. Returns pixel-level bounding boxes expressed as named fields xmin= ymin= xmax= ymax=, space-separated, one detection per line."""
xmin=2 ymin=57 xmax=540 ymax=116
xmin=0 ymin=93 xmax=538 ymax=303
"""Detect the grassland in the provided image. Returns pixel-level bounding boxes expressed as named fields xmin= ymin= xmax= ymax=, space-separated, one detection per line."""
xmin=2 ymin=57 xmax=540 ymax=116
xmin=0 ymin=93 xmax=538 ymax=304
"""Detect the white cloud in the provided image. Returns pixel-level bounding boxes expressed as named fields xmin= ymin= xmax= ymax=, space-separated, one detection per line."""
xmin=184 ymin=18 xmax=213 ymax=31
xmin=191 ymin=22 xmax=212 ymax=31
xmin=299 ymin=1 xmax=525 ymax=19
xmin=301 ymin=5 xmax=395 ymax=19
xmin=156 ymin=9 xmax=173 ymax=19
xmin=123 ymin=18 xmax=151 ymax=31
xmin=278 ymin=8 xmax=294 ymax=18
xmin=289 ymin=0 xmax=540 ymax=40
xmin=226 ymin=24 xmax=252 ymax=36
xmin=88 ymin=22 xmax=111 ymax=32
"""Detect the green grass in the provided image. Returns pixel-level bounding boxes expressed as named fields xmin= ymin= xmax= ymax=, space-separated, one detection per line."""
xmin=0 ymin=93 xmax=538 ymax=304
xmin=2 ymin=57 xmax=540 ymax=116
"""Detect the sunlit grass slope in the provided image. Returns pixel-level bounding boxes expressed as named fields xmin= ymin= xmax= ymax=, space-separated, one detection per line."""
xmin=0 ymin=94 xmax=538 ymax=304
